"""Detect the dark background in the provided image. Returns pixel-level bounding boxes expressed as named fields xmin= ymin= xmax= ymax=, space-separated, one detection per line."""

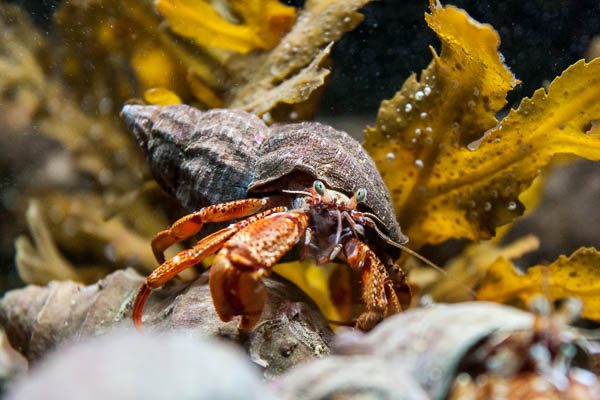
xmin=6 ymin=0 xmax=600 ymax=114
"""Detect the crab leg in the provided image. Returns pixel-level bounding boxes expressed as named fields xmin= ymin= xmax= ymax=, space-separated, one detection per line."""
xmin=210 ymin=212 xmax=309 ymax=329
xmin=151 ymin=197 xmax=276 ymax=263
xmin=133 ymin=206 xmax=285 ymax=332
xmin=343 ymin=238 xmax=411 ymax=331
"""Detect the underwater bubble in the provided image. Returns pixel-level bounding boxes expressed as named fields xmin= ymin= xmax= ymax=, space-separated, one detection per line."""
xmin=404 ymin=103 xmax=413 ymax=112
xmin=484 ymin=202 xmax=492 ymax=211
xmin=262 ymin=112 xmax=273 ymax=124
xmin=420 ymin=111 xmax=427 ymax=119
xmin=467 ymin=100 xmax=476 ymax=108
xmin=411 ymin=138 xmax=417 ymax=143
xmin=495 ymin=137 xmax=501 ymax=143
xmin=386 ymin=152 xmax=395 ymax=161
xmin=423 ymin=85 xmax=432 ymax=96
xmin=453 ymin=122 xmax=460 ymax=131
xmin=343 ymin=16 xmax=351 ymax=23
xmin=507 ymin=201 xmax=517 ymax=210
xmin=473 ymin=87 xmax=480 ymax=97
xmin=425 ymin=137 xmax=433 ymax=144
xmin=289 ymin=111 xmax=298 ymax=120
xmin=415 ymin=128 xmax=422 ymax=135
xmin=415 ymin=90 xmax=424 ymax=101
xmin=425 ymin=126 xmax=432 ymax=133
xmin=414 ymin=159 xmax=424 ymax=169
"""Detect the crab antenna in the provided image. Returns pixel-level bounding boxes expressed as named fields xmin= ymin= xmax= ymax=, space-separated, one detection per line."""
xmin=369 ymin=222 xmax=448 ymax=277
xmin=367 ymin=221 xmax=478 ymax=298
xmin=358 ymin=211 xmax=387 ymax=228
xmin=281 ymin=189 xmax=312 ymax=196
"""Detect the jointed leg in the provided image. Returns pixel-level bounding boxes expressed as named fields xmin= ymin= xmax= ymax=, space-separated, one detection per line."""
xmin=133 ymin=206 xmax=285 ymax=332
xmin=343 ymin=238 xmax=410 ymax=331
xmin=152 ymin=197 xmax=275 ymax=263
xmin=210 ymin=212 xmax=309 ymax=329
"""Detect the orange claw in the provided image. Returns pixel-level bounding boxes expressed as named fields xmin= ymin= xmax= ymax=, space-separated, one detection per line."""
xmin=209 ymin=212 xmax=309 ymax=329
xmin=132 ymin=204 xmax=284 ymax=332
xmin=209 ymin=256 xmax=267 ymax=329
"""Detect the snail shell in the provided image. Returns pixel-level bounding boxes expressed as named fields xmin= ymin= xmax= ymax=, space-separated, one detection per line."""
xmin=121 ymin=104 xmax=403 ymax=243
xmin=121 ymin=105 xmax=267 ymax=210
xmin=249 ymin=121 xmax=403 ymax=243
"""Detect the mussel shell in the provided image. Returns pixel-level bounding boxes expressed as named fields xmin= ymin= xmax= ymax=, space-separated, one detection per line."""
xmin=249 ymin=122 xmax=404 ymax=243
xmin=121 ymin=104 xmax=267 ymax=210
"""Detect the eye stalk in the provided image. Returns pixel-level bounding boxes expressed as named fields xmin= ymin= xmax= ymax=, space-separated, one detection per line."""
xmin=355 ymin=188 xmax=367 ymax=203
xmin=313 ymin=180 xmax=326 ymax=195
xmin=348 ymin=187 xmax=367 ymax=209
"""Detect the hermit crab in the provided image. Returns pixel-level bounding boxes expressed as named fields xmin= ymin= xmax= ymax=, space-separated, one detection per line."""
xmin=121 ymin=104 xmax=415 ymax=332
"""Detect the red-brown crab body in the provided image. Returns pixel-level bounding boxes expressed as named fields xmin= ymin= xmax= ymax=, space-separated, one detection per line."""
xmin=132 ymin=181 xmax=411 ymax=332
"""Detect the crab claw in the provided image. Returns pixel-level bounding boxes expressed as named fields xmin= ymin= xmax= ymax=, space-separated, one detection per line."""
xmin=209 ymin=254 xmax=267 ymax=329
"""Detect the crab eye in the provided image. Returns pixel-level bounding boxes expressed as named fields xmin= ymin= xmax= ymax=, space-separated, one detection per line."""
xmin=313 ymin=180 xmax=326 ymax=195
xmin=355 ymin=188 xmax=367 ymax=203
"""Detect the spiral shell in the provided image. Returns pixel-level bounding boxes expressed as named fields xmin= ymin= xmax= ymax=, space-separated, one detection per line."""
xmin=121 ymin=105 xmax=268 ymax=210
xmin=121 ymin=104 xmax=403 ymax=242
